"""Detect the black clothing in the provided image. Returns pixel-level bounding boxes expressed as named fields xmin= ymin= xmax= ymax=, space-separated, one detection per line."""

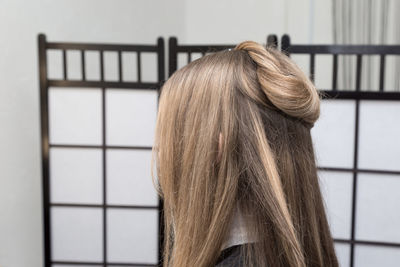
xmin=215 ymin=244 xmax=245 ymax=267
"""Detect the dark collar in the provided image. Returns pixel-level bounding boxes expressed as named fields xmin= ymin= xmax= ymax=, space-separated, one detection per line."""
xmin=215 ymin=244 xmax=244 ymax=266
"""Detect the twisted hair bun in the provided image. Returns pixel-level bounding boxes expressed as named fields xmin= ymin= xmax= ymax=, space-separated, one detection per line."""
xmin=234 ymin=41 xmax=320 ymax=128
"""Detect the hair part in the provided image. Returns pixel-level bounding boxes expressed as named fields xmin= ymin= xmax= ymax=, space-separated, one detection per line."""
xmin=152 ymin=41 xmax=338 ymax=267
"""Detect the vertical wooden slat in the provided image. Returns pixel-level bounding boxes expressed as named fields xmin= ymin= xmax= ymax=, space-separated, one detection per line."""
xmin=81 ymin=50 xmax=86 ymax=81
xmin=38 ymin=33 xmax=51 ymax=267
xmin=310 ymin=53 xmax=315 ymax=82
xmin=281 ymin=34 xmax=291 ymax=56
xmin=62 ymin=49 xmax=67 ymax=80
xmin=168 ymin=37 xmax=178 ymax=76
xmin=137 ymin=52 xmax=141 ymax=82
xmin=100 ymin=50 xmax=104 ymax=81
xmin=379 ymin=55 xmax=385 ymax=92
xmin=332 ymin=54 xmax=338 ymax=90
xmin=355 ymin=55 xmax=362 ymax=91
xmin=118 ymin=50 xmax=123 ymax=82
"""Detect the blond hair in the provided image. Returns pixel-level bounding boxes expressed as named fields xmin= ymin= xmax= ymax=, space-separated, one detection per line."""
xmin=152 ymin=41 xmax=338 ymax=267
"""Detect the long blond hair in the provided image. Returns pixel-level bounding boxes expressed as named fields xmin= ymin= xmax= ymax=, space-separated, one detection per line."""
xmin=152 ymin=41 xmax=338 ymax=267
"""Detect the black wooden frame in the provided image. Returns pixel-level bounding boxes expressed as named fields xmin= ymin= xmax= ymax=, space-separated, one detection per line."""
xmin=280 ymin=34 xmax=400 ymax=100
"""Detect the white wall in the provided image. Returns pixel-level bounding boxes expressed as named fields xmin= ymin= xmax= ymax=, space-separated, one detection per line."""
xmin=183 ymin=0 xmax=332 ymax=44
xmin=0 ymin=1 xmax=185 ymax=266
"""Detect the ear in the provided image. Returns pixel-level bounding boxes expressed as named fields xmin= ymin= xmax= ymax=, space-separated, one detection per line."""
xmin=217 ymin=132 xmax=223 ymax=162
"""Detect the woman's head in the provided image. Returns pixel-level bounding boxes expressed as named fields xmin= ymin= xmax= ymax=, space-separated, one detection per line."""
xmin=152 ymin=41 xmax=337 ymax=267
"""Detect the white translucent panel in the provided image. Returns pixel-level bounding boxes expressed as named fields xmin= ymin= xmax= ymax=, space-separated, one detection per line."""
xmin=355 ymin=245 xmax=400 ymax=267
xmin=67 ymin=50 xmax=82 ymax=80
xmin=177 ymin=52 xmax=188 ymax=70
xmin=384 ymin=56 xmax=400 ymax=92
xmin=291 ymin=54 xmax=310 ymax=79
xmin=47 ymin=50 xmax=63 ymax=79
xmin=85 ymin=51 xmax=100 ymax=81
xmin=356 ymin=173 xmax=400 ymax=243
xmin=121 ymin=52 xmax=137 ymax=82
xmin=319 ymin=171 xmax=353 ymax=239
xmin=311 ymin=100 xmax=356 ymax=168
xmin=106 ymin=89 xmax=157 ymax=146
xmin=53 ymin=265 xmax=102 ymax=267
xmin=337 ymin=55 xmax=356 ymax=91
xmin=107 ymin=149 xmax=158 ymax=206
xmin=104 ymin=51 xmax=119 ymax=81
xmin=141 ymin=53 xmax=157 ymax=82
xmin=49 ymin=88 xmax=102 ymax=145
xmin=314 ymin=55 xmax=332 ymax=90
xmin=51 ymin=207 xmax=103 ymax=261
xmin=107 ymin=209 xmax=158 ymax=263
xmin=191 ymin=52 xmax=203 ymax=61
xmin=360 ymin=55 xmax=380 ymax=91
xmin=334 ymin=243 xmax=350 ymax=267
xmin=358 ymin=101 xmax=400 ymax=171
xmin=50 ymin=148 xmax=102 ymax=204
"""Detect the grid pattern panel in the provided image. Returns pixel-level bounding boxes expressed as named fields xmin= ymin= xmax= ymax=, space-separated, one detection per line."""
xmin=41 ymin=34 xmax=400 ymax=267
xmin=168 ymin=35 xmax=400 ymax=267
xmin=38 ymin=34 xmax=165 ymax=267
xmin=280 ymin=34 xmax=400 ymax=267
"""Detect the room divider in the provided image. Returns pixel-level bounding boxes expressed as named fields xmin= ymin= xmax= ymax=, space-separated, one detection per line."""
xmin=38 ymin=34 xmax=165 ymax=267
xmin=39 ymin=34 xmax=400 ymax=267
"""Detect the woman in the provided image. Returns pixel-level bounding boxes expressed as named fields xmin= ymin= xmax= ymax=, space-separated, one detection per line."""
xmin=152 ymin=40 xmax=338 ymax=267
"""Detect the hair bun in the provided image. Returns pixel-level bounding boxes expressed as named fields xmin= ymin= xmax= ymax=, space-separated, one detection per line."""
xmin=234 ymin=41 xmax=320 ymax=128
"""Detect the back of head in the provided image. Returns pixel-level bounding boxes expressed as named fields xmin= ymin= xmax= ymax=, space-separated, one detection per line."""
xmin=152 ymin=41 xmax=338 ymax=267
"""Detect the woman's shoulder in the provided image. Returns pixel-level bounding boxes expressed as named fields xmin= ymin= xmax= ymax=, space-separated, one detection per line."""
xmin=215 ymin=244 xmax=245 ymax=267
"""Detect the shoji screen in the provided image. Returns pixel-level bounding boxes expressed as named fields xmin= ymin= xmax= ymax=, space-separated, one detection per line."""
xmin=169 ymin=36 xmax=400 ymax=267
xmin=284 ymin=34 xmax=400 ymax=267
xmin=39 ymin=35 xmax=164 ymax=267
